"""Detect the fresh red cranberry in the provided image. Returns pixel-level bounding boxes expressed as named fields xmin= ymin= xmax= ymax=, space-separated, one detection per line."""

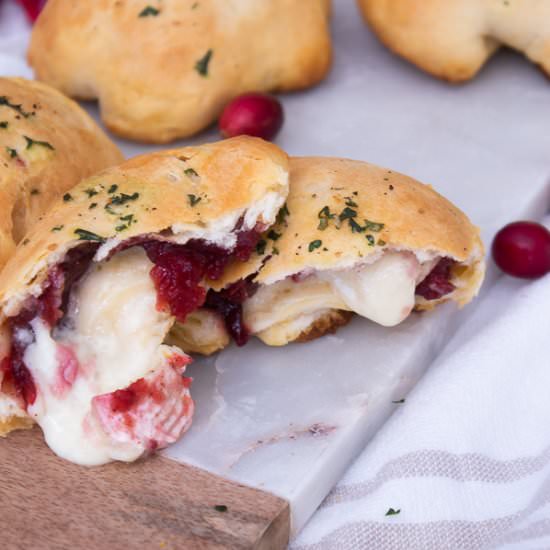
xmin=17 ymin=0 xmax=47 ymax=22
xmin=492 ymin=221 xmax=550 ymax=279
xmin=415 ymin=258 xmax=456 ymax=300
xmin=219 ymin=93 xmax=284 ymax=141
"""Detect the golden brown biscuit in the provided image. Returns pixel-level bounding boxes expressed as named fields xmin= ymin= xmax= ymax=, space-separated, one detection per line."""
xmin=358 ymin=0 xmax=550 ymax=81
xmin=28 ymin=0 xmax=332 ymax=143
xmin=0 ymin=77 xmax=123 ymax=269
xmin=0 ymin=136 xmax=289 ymax=464
xmin=204 ymin=157 xmax=484 ymax=347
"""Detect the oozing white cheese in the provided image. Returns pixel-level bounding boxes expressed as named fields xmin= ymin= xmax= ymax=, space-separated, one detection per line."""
xmin=24 ymin=248 xmax=188 ymax=466
xmin=244 ymin=252 xmax=439 ymax=334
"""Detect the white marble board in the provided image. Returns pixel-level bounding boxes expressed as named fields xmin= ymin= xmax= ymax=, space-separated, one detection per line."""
xmin=3 ymin=0 xmax=550 ymax=536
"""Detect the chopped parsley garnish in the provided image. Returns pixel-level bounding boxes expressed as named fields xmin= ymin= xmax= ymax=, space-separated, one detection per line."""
xmin=276 ymin=203 xmax=290 ymax=225
xmin=349 ymin=218 xmax=363 ymax=233
xmin=108 ymin=192 xmax=139 ymax=206
xmin=256 ymin=239 xmax=267 ymax=255
xmin=366 ymin=235 xmax=375 ymax=246
xmin=187 ymin=194 xmax=201 ymax=207
xmin=318 ymin=205 xmax=335 ymax=230
xmin=345 ymin=197 xmax=358 ymax=207
xmin=385 ymin=508 xmax=401 ymax=516
xmin=63 ymin=193 xmax=73 ymax=202
xmin=0 ymin=96 xmax=33 ymax=118
xmin=89 ymin=203 xmax=98 ymax=210
xmin=74 ymin=228 xmax=105 ymax=242
xmin=108 ymin=184 xmax=118 ymax=194
xmin=24 ymin=136 xmax=54 ymax=151
xmin=184 ymin=167 xmax=199 ymax=179
xmin=51 ymin=225 xmax=64 ymax=232
xmin=195 ymin=49 xmax=213 ymax=76
xmin=0 ymin=121 xmax=8 ymax=129
xmin=30 ymin=188 xmax=40 ymax=195
xmin=6 ymin=147 xmax=17 ymax=158
xmin=339 ymin=207 xmax=357 ymax=221
xmin=308 ymin=239 xmax=322 ymax=252
xmin=267 ymin=230 xmax=281 ymax=241
xmin=272 ymin=246 xmax=280 ymax=255
xmin=363 ymin=220 xmax=385 ymax=232
xmin=139 ymin=5 xmax=160 ymax=17
xmin=84 ymin=188 xmax=99 ymax=198
xmin=214 ymin=505 xmax=228 ymax=513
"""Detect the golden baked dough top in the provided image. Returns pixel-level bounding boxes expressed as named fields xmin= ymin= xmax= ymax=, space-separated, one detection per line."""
xmin=29 ymin=0 xmax=332 ymax=142
xmin=0 ymin=77 xmax=123 ymax=268
xmin=218 ymin=156 xmax=484 ymax=289
xmin=0 ymin=136 xmax=289 ymax=312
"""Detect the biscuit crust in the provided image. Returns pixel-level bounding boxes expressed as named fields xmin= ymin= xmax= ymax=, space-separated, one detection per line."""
xmin=29 ymin=0 xmax=332 ymax=142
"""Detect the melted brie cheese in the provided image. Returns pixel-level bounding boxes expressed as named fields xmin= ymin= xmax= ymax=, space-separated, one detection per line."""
xmin=24 ymin=248 xmax=186 ymax=465
xmin=244 ymin=252 xmax=439 ymax=336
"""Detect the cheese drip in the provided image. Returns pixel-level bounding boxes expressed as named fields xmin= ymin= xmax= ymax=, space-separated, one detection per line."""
xmin=24 ymin=248 xmax=191 ymax=466
xmin=244 ymin=252 xmax=438 ymax=336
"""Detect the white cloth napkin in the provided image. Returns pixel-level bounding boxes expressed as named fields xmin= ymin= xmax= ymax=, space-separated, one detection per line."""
xmin=291 ymin=221 xmax=550 ymax=550
xmin=2 ymin=4 xmax=550 ymax=549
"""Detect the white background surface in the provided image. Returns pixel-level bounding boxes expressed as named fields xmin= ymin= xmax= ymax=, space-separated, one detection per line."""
xmin=1 ymin=0 xmax=550 ymax=545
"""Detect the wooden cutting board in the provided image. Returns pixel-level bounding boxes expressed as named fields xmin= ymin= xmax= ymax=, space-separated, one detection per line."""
xmin=0 ymin=428 xmax=289 ymax=550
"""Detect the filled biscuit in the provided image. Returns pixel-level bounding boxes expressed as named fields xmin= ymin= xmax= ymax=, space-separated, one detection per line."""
xmin=29 ymin=0 xmax=332 ymax=142
xmin=0 ymin=137 xmax=289 ymax=464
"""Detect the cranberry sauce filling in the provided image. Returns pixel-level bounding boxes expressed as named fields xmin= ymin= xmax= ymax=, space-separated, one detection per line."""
xmin=1 ymin=228 xmax=261 ymax=409
xmin=143 ymin=228 xmax=261 ymax=323
xmin=204 ymin=276 xmax=258 ymax=347
xmin=415 ymin=258 xmax=456 ymax=301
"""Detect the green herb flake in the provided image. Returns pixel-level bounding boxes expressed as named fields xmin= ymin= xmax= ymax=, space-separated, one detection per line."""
xmin=195 ymin=49 xmax=213 ymax=76
xmin=366 ymin=234 xmax=375 ymax=246
xmin=6 ymin=147 xmax=17 ymax=159
xmin=63 ymin=193 xmax=73 ymax=202
xmin=51 ymin=225 xmax=64 ymax=232
xmin=276 ymin=203 xmax=290 ymax=225
xmin=272 ymin=246 xmax=280 ymax=255
xmin=0 ymin=96 xmax=33 ymax=118
xmin=349 ymin=218 xmax=364 ymax=234
xmin=30 ymin=188 xmax=40 ymax=196
xmin=84 ymin=188 xmax=99 ymax=198
xmin=188 ymin=194 xmax=201 ymax=207
xmin=184 ymin=167 xmax=199 ymax=179
xmin=139 ymin=5 xmax=160 ymax=17
xmin=24 ymin=135 xmax=54 ymax=151
xmin=318 ymin=205 xmax=335 ymax=230
xmin=363 ymin=220 xmax=385 ymax=232
xmin=214 ymin=505 xmax=228 ymax=513
xmin=308 ymin=239 xmax=322 ymax=252
xmin=74 ymin=228 xmax=105 ymax=242
xmin=385 ymin=508 xmax=401 ymax=516
xmin=339 ymin=207 xmax=357 ymax=221
xmin=256 ymin=239 xmax=267 ymax=255
xmin=89 ymin=202 xmax=98 ymax=210
xmin=108 ymin=184 xmax=118 ymax=194
xmin=345 ymin=197 xmax=358 ymax=208
xmin=108 ymin=192 xmax=140 ymax=206
xmin=0 ymin=121 xmax=8 ymax=129
xmin=267 ymin=230 xmax=281 ymax=241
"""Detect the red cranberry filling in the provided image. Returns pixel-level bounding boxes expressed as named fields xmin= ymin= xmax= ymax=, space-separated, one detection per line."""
xmin=204 ymin=277 xmax=258 ymax=347
xmin=415 ymin=258 xmax=456 ymax=301
xmin=0 ymin=228 xmax=261 ymax=409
